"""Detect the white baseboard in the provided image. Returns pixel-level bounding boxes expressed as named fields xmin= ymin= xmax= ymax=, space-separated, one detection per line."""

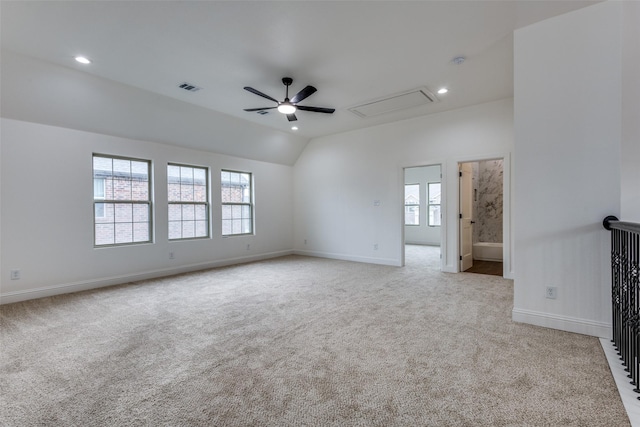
xmin=512 ymin=307 xmax=611 ymax=338
xmin=442 ymin=264 xmax=458 ymax=273
xmin=0 ymin=250 xmax=293 ymax=305
xmin=293 ymin=249 xmax=401 ymax=267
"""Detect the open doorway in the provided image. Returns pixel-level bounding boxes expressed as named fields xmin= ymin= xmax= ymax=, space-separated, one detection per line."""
xmin=404 ymin=165 xmax=442 ymax=269
xmin=459 ymin=159 xmax=504 ymax=276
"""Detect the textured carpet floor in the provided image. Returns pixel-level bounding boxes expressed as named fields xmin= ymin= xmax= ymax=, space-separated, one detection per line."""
xmin=0 ymin=246 xmax=629 ymax=426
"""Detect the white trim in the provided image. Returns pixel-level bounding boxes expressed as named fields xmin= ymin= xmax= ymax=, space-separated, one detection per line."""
xmin=512 ymin=307 xmax=610 ymax=338
xmin=600 ymin=338 xmax=640 ymax=426
xmin=441 ymin=265 xmax=457 ymax=274
xmin=501 ymin=153 xmax=513 ymax=279
xmin=294 ymin=249 xmax=401 ymax=267
xmin=0 ymin=250 xmax=293 ymax=305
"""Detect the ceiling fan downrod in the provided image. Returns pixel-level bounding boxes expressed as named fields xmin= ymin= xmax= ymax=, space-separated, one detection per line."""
xmin=279 ymin=77 xmax=295 ymax=114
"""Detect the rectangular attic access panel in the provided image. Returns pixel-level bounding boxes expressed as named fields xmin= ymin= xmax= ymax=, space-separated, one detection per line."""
xmin=348 ymin=87 xmax=438 ymax=118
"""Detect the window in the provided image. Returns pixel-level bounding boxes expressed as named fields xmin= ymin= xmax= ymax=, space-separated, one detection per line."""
xmin=221 ymin=170 xmax=253 ymax=236
xmin=93 ymin=178 xmax=106 ymax=218
xmin=93 ymin=155 xmax=152 ymax=246
xmin=428 ymin=182 xmax=441 ymax=226
xmin=168 ymin=164 xmax=209 ymax=240
xmin=404 ymin=184 xmax=420 ymax=225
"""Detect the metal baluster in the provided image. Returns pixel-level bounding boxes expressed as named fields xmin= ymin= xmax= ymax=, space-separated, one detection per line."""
xmin=623 ymin=229 xmax=630 ymax=373
xmin=627 ymin=232 xmax=640 ymax=392
xmin=612 ymin=227 xmax=620 ymax=355
xmin=603 ymin=216 xmax=640 ymax=397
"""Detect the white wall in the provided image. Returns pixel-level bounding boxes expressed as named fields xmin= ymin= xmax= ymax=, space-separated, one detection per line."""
xmin=0 ymin=50 xmax=308 ymax=166
xmin=0 ymin=118 xmax=294 ymax=303
xmin=621 ymin=1 xmax=640 ymax=222
xmin=512 ymin=1 xmax=623 ymax=337
xmin=404 ymin=165 xmax=441 ymax=246
xmin=293 ymin=98 xmax=513 ymax=274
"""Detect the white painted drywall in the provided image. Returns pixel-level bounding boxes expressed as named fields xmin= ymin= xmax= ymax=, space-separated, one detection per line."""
xmin=621 ymin=1 xmax=640 ymax=222
xmin=404 ymin=165 xmax=442 ymax=246
xmin=512 ymin=1 xmax=623 ymax=337
xmin=0 ymin=50 xmax=308 ymax=166
xmin=293 ymin=98 xmax=513 ymax=274
xmin=0 ymin=118 xmax=294 ymax=303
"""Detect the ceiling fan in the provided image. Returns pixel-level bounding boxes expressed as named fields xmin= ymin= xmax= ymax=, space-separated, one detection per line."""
xmin=243 ymin=77 xmax=335 ymax=122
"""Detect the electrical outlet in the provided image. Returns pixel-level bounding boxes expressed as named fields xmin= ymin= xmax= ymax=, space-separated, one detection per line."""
xmin=373 ymin=244 xmax=379 ymax=250
xmin=304 ymin=239 xmax=307 ymax=245
xmin=169 ymin=252 xmax=175 ymax=260
xmin=10 ymin=270 xmax=20 ymax=280
xmin=545 ymin=286 xmax=557 ymax=299
xmin=246 ymin=244 xmax=250 ymax=251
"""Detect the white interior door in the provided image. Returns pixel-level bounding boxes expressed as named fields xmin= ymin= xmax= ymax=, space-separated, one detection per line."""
xmin=459 ymin=163 xmax=473 ymax=271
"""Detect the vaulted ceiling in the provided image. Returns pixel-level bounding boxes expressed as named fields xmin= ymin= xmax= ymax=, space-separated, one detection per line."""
xmin=1 ymin=1 xmax=599 ymax=164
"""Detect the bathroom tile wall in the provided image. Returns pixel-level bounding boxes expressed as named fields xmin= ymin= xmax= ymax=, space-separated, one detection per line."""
xmin=473 ymin=159 xmax=503 ymax=243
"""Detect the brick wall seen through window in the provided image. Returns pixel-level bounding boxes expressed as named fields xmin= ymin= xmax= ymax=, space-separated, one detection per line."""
xmin=168 ymin=164 xmax=209 ymax=240
xmin=93 ymin=155 xmax=152 ymax=246
xmin=221 ymin=170 xmax=253 ymax=236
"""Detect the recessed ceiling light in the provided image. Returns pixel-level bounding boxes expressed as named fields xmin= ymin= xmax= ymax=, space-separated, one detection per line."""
xmin=74 ymin=56 xmax=91 ymax=64
xmin=437 ymin=88 xmax=449 ymax=94
xmin=291 ymin=126 xmax=299 ymax=131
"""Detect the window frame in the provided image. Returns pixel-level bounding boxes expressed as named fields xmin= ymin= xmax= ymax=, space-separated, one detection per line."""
xmin=167 ymin=163 xmax=210 ymax=241
xmin=220 ymin=169 xmax=254 ymax=237
xmin=427 ymin=181 xmax=441 ymax=227
xmin=404 ymin=183 xmax=420 ymax=226
xmin=92 ymin=153 xmax=153 ymax=247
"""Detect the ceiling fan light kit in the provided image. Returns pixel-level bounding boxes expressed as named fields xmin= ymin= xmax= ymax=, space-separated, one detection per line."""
xmin=277 ymin=102 xmax=296 ymax=115
xmin=244 ymin=77 xmax=335 ymax=122
xmin=74 ymin=56 xmax=91 ymax=64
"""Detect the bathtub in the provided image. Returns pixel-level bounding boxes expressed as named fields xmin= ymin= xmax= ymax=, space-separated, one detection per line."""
xmin=473 ymin=242 xmax=503 ymax=262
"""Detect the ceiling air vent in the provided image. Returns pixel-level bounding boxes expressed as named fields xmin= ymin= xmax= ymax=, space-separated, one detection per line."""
xmin=178 ymin=82 xmax=202 ymax=92
xmin=348 ymin=87 xmax=438 ymax=118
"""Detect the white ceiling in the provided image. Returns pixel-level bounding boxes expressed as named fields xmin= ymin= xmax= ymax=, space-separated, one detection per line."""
xmin=1 ymin=1 xmax=598 ymax=141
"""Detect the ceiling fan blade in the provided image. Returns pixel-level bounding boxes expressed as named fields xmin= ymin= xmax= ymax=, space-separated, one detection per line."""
xmin=244 ymin=107 xmax=277 ymax=112
xmin=244 ymin=87 xmax=279 ymax=103
xmin=291 ymin=85 xmax=317 ymax=104
xmin=286 ymin=114 xmax=298 ymax=122
xmin=296 ymin=105 xmax=336 ymax=114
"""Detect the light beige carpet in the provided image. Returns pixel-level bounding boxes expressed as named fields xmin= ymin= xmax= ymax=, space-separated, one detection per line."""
xmin=0 ymin=246 xmax=629 ymax=426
